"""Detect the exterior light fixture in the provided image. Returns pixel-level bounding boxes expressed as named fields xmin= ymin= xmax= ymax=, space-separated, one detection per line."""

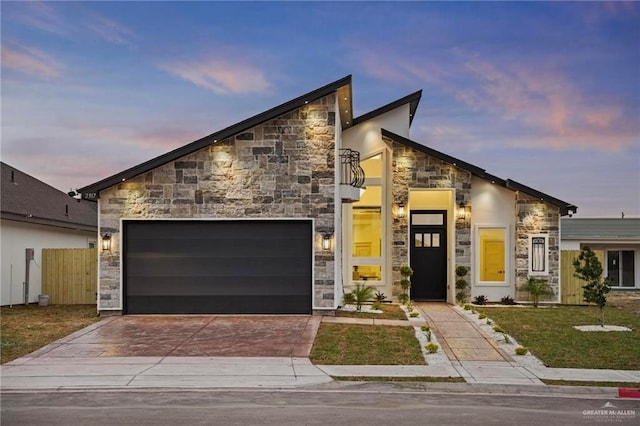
xmin=457 ymin=202 xmax=470 ymax=221
xmin=397 ymin=202 xmax=405 ymax=219
xmin=322 ymin=234 xmax=332 ymax=251
xmin=101 ymin=233 xmax=112 ymax=251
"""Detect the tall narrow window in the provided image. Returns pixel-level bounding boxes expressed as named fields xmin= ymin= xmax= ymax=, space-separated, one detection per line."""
xmin=529 ymin=234 xmax=549 ymax=276
xmin=478 ymin=227 xmax=506 ymax=283
xmin=351 ymin=154 xmax=383 ymax=283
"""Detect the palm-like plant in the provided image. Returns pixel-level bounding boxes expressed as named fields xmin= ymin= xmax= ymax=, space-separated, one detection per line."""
xmin=351 ymin=284 xmax=376 ymax=311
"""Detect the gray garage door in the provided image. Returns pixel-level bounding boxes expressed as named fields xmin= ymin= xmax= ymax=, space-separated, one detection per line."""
xmin=123 ymin=220 xmax=312 ymax=314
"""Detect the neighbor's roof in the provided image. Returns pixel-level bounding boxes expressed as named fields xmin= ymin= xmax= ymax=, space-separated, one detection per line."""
xmin=381 ymin=129 xmax=578 ymax=217
xmin=561 ymin=218 xmax=640 ymax=241
xmin=1 ymin=162 xmax=97 ymax=232
xmin=79 ymin=75 xmax=353 ymax=196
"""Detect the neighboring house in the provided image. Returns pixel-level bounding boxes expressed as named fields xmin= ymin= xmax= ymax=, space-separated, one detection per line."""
xmin=1 ymin=162 xmax=98 ymax=306
xmin=561 ymin=218 xmax=640 ymax=290
xmin=78 ymin=75 xmax=577 ymax=315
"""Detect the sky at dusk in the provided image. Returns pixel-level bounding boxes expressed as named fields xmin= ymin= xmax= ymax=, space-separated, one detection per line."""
xmin=2 ymin=1 xmax=638 ymax=218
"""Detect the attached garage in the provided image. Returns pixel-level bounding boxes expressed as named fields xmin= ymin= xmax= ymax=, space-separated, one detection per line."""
xmin=123 ymin=220 xmax=313 ymax=314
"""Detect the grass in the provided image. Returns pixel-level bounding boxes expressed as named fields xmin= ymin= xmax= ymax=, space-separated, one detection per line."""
xmin=310 ymin=323 xmax=424 ymax=365
xmin=335 ymin=303 xmax=408 ymax=320
xmin=332 ymin=376 xmax=465 ymax=383
xmin=542 ymin=379 xmax=640 ymax=388
xmin=476 ymin=305 xmax=640 ymax=370
xmin=1 ymin=304 xmax=100 ymax=364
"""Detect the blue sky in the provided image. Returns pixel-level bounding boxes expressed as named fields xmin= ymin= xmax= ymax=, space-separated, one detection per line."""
xmin=2 ymin=1 xmax=638 ymax=217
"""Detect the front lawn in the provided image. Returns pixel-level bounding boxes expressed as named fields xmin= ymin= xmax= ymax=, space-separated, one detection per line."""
xmin=1 ymin=304 xmax=100 ymax=364
xmin=310 ymin=323 xmax=424 ymax=365
xmin=475 ymin=306 xmax=640 ymax=370
xmin=335 ymin=303 xmax=408 ymax=320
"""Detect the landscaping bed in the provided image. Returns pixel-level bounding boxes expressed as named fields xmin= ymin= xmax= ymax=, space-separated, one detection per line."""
xmin=475 ymin=305 xmax=640 ymax=370
xmin=310 ymin=323 xmax=425 ymax=365
xmin=0 ymin=304 xmax=100 ymax=364
xmin=335 ymin=303 xmax=408 ymax=320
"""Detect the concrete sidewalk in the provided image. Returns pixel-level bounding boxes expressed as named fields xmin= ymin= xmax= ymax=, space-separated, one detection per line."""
xmin=1 ymin=356 xmax=332 ymax=390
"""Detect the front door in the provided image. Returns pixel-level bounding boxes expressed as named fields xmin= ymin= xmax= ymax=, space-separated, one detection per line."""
xmin=410 ymin=210 xmax=447 ymax=300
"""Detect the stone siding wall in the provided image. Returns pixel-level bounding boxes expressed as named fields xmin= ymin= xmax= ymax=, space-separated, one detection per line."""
xmin=98 ymin=95 xmax=337 ymax=310
xmin=390 ymin=139 xmax=472 ymax=299
xmin=515 ymin=192 xmax=561 ymax=301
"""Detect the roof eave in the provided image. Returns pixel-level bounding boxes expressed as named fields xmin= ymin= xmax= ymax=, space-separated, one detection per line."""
xmin=352 ymin=90 xmax=422 ymax=127
xmin=506 ymin=179 xmax=578 ymax=216
xmin=381 ymin=128 xmax=486 ymax=177
xmin=78 ymin=75 xmax=353 ymax=197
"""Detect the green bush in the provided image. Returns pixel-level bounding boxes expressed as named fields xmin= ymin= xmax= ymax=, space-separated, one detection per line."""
xmin=410 ymin=312 xmax=419 ymax=318
xmin=463 ymin=304 xmax=472 ymax=310
xmin=478 ymin=313 xmax=487 ymax=320
xmin=521 ymin=277 xmax=553 ymax=308
xmin=515 ymin=346 xmax=528 ymax=356
xmin=351 ymin=284 xmax=376 ymax=311
xmin=425 ymin=343 xmax=439 ymax=354
xmin=398 ymin=293 xmax=409 ymax=304
xmin=371 ymin=301 xmax=383 ymax=311
xmin=493 ymin=325 xmax=505 ymax=333
xmin=343 ymin=292 xmax=356 ymax=305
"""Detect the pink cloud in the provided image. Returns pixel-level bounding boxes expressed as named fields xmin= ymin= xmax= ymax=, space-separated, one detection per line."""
xmin=160 ymin=57 xmax=270 ymax=94
xmin=357 ymin=47 xmax=637 ymax=152
xmin=1 ymin=44 xmax=62 ymax=79
xmin=12 ymin=1 xmax=67 ymax=36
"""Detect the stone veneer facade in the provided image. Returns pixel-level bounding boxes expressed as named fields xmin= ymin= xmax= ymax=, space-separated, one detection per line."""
xmin=390 ymin=139 xmax=473 ymax=298
xmin=515 ymin=192 xmax=561 ymax=301
xmin=98 ymin=95 xmax=337 ymax=311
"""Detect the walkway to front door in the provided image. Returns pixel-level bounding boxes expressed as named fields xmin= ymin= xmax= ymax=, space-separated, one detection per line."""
xmin=417 ymin=302 xmax=512 ymax=362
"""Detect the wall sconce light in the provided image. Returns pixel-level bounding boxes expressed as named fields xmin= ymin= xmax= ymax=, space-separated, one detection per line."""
xmin=457 ymin=202 xmax=470 ymax=221
xmin=322 ymin=234 xmax=332 ymax=251
xmin=101 ymin=233 xmax=112 ymax=251
xmin=397 ymin=202 xmax=405 ymax=219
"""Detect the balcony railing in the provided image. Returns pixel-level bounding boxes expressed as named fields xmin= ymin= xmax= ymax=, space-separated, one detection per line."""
xmin=339 ymin=149 xmax=365 ymax=188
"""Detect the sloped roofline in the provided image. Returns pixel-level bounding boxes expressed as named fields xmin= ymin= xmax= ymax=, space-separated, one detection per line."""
xmin=1 ymin=161 xmax=97 ymax=232
xmin=79 ymin=75 xmax=352 ymax=196
xmin=352 ymin=90 xmax=422 ymax=127
xmin=381 ymin=129 xmax=578 ymax=216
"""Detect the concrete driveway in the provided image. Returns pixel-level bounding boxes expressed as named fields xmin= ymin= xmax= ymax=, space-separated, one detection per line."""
xmin=24 ymin=315 xmax=321 ymax=359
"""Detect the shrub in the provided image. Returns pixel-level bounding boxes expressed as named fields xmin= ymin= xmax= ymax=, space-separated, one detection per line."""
xmin=503 ymin=334 xmax=511 ymax=344
xmin=455 ymin=265 xmax=469 ymax=277
xmin=406 ymin=299 xmax=415 ymax=311
xmin=374 ymin=291 xmax=386 ymax=303
xmin=473 ymin=295 xmax=488 ymax=305
xmin=422 ymin=327 xmax=432 ymax=342
xmin=425 ymin=343 xmax=439 ymax=354
xmin=343 ymin=292 xmax=355 ymax=305
xmin=351 ymin=284 xmax=376 ymax=311
xmin=409 ymin=312 xmax=419 ymax=318
xmin=500 ymin=295 xmax=516 ymax=305
xmin=398 ymin=293 xmax=409 ymax=304
xmin=515 ymin=346 xmax=528 ymax=356
xmin=455 ymin=279 xmax=468 ymax=290
xmin=463 ymin=304 xmax=472 ymax=311
xmin=486 ymin=319 xmax=493 ymax=325
xmin=371 ymin=301 xmax=383 ymax=311
xmin=521 ymin=277 xmax=553 ymax=308
xmin=493 ymin=325 xmax=505 ymax=333
xmin=478 ymin=313 xmax=487 ymax=320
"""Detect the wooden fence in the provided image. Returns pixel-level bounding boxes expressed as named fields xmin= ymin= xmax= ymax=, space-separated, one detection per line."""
xmin=41 ymin=248 xmax=97 ymax=304
xmin=560 ymin=249 xmax=604 ymax=305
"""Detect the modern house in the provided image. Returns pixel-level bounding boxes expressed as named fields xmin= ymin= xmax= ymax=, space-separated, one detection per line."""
xmin=78 ymin=76 xmax=577 ymax=315
xmin=561 ymin=218 xmax=639 ymax=290
xmin=1 ymin=162 xmax=98 ymax=306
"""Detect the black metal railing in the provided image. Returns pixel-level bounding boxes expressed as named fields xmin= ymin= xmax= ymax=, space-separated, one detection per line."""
xmin=339 ymin=149 xmax=365 ymax=188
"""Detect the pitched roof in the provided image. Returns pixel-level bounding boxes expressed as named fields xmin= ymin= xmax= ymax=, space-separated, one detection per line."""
xmin=561 ymin=218 xmax=640 ymax=241
xmin=381 ymin=129 xmax=578 ymax=216
xmin=1 ymin=162 xmax=97 ymax=232
xmin=352 ymin=90 xmax=422 ymax=127
xmin=79 ymin=75 xmax=353 ymax=196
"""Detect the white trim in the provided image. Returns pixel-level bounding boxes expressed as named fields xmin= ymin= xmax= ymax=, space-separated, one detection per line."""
xmin=115 ymin=217 xmax=318 ymax=311
xmin=474 ymin=224 xmax=511 ymax=287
